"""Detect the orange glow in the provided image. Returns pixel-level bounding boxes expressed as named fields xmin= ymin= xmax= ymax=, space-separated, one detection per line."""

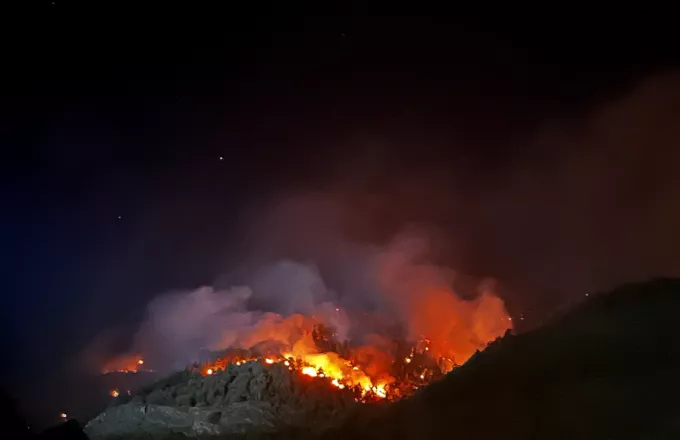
xmin=107 ymin=264 xmax=511 ymax=404
xmin=110 ymin=389 xmax=120 ymax=398
xmin=375 ymin=249 xmax=513 ymax=372
xmin=102 ymin=354 xmax=146 ymax=374
xmin=192 ymin=295 xmax=511 ymax=403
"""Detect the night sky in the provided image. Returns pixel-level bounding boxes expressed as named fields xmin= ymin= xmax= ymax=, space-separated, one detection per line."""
xmin=3 ymin=8 xmax=680 ymax=425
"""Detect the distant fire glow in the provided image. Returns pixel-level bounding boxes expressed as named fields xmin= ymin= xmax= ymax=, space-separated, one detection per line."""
xmin=101 ymin=355 xmax=153 ymax=374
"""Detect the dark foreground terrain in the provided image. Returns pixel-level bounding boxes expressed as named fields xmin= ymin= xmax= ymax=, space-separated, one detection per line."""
xmin=319 ymin=278 xmax=680 ymax=440
xmin=7 ymin=278 xmax=680 ymax=439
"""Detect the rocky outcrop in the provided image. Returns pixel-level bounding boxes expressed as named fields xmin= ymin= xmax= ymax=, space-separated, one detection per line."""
xmin=86 ymin=360 xmax=357 ymax=439
xmin=85 ymin=403 xmax=221 ymax=439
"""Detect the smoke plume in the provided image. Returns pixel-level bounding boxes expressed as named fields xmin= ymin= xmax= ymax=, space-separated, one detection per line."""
xmin=101 ymin=228 xmax=510 ymax=373
xmin=95 ymin=71 xmax=680 ymax=377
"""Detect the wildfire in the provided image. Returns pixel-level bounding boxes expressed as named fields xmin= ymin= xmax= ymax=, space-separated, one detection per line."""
xmin=195 ymin=314 xmax=511 ymax=403
xmin=103 ymin=271 xmax=512 ymax=404
xmin=199 ymin=354 xmax=390 ymax=401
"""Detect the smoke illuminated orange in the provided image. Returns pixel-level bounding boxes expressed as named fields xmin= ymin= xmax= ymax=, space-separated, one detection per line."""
xmin=194 ymin=294 xmax=511 ymax=402
xmin=103 ymin=248 xmax=512 ymax=403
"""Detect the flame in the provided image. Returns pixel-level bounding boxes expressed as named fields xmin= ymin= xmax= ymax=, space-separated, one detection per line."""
xmin=174 ymin=288 xmax=510 ymax=403
xmin=110 ymin=389 xmax=120 ymax=398
xmin=301 ymin=366 xmax=317 ymax=377
xmin=374 ymin=384 xmax=387 ymax=398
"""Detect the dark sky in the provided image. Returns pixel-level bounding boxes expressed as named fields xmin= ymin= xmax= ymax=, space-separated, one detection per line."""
xmin=2 ymin=8 xmax=680 ymax=425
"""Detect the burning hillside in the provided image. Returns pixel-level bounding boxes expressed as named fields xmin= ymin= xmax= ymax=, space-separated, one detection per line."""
xmin=92 ymin=307 xmax=511 ymax=439
xmin=194 ymin=306 xmax=512 ymax=404
xmin=104 ymin=292 xmax=512 ymax=406
xmin=86 ymin=234 xmax=516 ymax=439
xmin=99 ymin=294 xmax=511 ymax=409
xmin=96 ymin=233 xmax=513 ymax=408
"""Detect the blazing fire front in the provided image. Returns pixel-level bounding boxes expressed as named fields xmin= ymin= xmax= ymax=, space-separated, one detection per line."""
xmin=192 ymin=320 xmax=511 ymax=403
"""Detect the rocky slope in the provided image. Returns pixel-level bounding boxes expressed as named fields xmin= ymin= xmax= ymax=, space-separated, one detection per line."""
xmin=84 ymin=360 xmax=360 ymax=439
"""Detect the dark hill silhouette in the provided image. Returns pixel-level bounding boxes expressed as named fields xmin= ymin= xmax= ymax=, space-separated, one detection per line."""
xmin=317 ymin=278 xmax=680 ymax=440
xmin=0 ymin=386 xmax=31 ymax=439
